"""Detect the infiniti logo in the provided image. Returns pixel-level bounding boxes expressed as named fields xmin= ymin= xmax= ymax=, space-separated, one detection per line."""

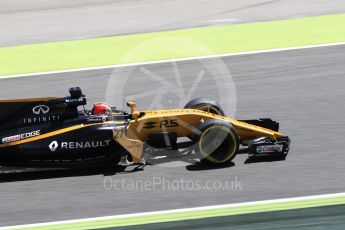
xmin=32 ymin=105 xmax=50 ymax=115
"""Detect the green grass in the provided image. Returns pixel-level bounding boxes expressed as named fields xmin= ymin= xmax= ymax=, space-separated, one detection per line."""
xmin=0 ymin=13 xmax=345 ymax=76
xmin=12 ymin=195 xmax=345 ymax=230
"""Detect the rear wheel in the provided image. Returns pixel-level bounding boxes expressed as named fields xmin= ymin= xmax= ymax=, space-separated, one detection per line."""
xmin=184 ymin=98 xmax=225 ymax=116
xmin=195 ymin=119 xmax=239 ymax=165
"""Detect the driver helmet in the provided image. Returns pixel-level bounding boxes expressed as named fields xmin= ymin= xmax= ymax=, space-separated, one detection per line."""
xmin=92 ymin=103 xmax=112 ymax=115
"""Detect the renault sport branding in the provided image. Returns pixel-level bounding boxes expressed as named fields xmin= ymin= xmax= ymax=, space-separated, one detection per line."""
xmin=49 ymin=140 xmax=112 ymax=152
xmin=256 ymin=145 xmax=283 ymax=153
xmin=1 ymin=130 xmax=40 ymax=144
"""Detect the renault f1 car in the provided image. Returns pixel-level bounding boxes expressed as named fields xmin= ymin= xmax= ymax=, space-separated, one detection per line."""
xmin=0 ymin=87 xmax=290 ymax=168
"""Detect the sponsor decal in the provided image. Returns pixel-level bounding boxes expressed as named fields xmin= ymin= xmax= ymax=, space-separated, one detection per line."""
xmin=143 ymin=121 xmax=157 ymax=129
xmin=23 ymin=105 xmax=60 ymax=124
xmin=49 ymin=140 xmax=112 ymax=152
xmin=65 ymin=98 xmax=85 ymax=104
xmin=256 ymin=145 xmax=283 ymax=153
xmin=87 ymin=116 xmax=108 ymax=122
xmin=160 ymin=119 xmax=179 ymax=128
xmin=143 ymin=120 xmax=179 ymax=129
xmin=1 ymin=130 xmax=40 ymax=144
xmin=23 ymin=115 xmax=60 ymax=124
xmin=49 ymin=141 xmax=59 ymax=152
xmin=32 ymin=105 xmax=50 ymax=115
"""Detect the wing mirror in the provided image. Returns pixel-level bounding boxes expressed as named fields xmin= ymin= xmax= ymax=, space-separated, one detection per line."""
xmin=127 ymin=101 xmax=137 ymax=114
xmin=127 ymin=101 xmax=140 ymax=122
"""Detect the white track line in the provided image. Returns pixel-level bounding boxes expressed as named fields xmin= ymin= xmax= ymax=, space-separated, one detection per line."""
xmin=207 ymin=18 xmax=242 ymax=23
xmin=1 ymin=192 xmax=345 ymax=229
xmin=1 ymin=42 xmax=345 ymax=80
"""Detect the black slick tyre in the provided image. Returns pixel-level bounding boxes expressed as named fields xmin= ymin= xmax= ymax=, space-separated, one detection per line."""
xmin=195 ymin=119 xmax=239 ymax=165
xmin=184 ymin=98 xmax=225 ymax=116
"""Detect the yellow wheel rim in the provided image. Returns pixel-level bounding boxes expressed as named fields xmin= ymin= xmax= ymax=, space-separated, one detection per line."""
xmin=199 ymin=126 xmax=237 ymax=164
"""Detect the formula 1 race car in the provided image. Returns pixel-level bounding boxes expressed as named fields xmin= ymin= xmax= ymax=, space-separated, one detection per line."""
xmin=0 ymin=87 xmax=290 ymax=168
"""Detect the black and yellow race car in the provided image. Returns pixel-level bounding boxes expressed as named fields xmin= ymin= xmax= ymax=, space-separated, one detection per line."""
xmin=0 ymin=87 xmax=290 ymax=168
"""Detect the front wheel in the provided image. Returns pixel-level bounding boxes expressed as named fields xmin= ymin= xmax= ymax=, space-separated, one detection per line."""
xmin=195 ymin=119 xmax=239 ymax=165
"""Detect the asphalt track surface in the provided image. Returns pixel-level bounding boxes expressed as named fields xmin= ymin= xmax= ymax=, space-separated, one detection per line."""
xmin=1 ymin=0 xmax=345 ymax=47
xmin=0 ymin=45 xmax=344 ymax=226
xmin=107 ymin=205 xmax=345 ymax=230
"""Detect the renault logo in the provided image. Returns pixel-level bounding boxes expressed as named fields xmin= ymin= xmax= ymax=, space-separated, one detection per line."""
xmin=32 ymin=105 xmax=50 ymax=115
xmin=49 ymin=141 xmax=58 ymax=152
